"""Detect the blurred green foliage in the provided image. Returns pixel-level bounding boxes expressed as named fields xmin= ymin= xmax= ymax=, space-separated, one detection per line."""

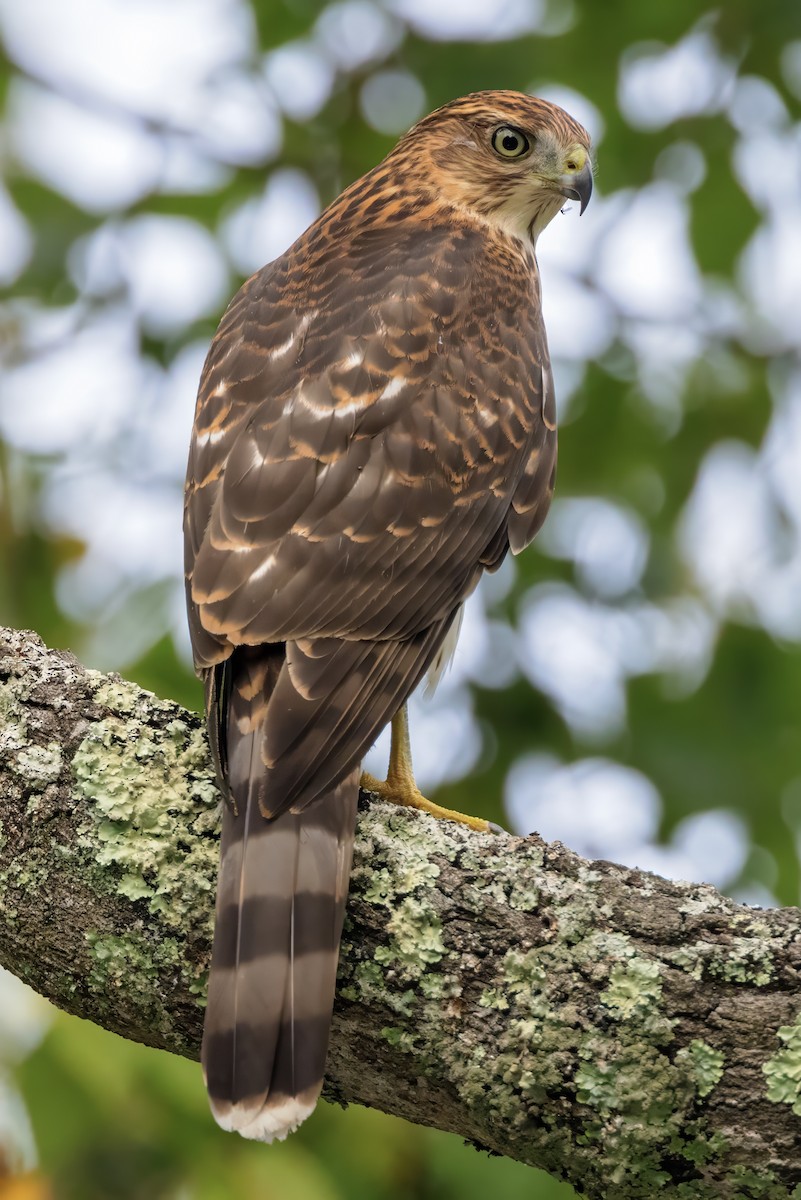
xmin=2 ymin=0 xmax=801 ymax=1196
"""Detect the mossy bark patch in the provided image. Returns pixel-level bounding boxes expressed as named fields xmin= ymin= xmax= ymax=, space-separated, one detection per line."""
xmin=73 ymin=706 xmax=219 ymax=931
xmin=764 ymin=1015 xmax=801 ymax=1117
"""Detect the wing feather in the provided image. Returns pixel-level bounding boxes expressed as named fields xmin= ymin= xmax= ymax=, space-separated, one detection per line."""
xmin=261 ymin=617 xmax=456 ymax=816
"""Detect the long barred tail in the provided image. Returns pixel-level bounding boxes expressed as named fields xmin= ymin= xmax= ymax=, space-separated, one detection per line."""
xmin=200 ymin=621 xmax=455 ymax=1140
xmin=201 ymin=648 xmax=359 ymax=1142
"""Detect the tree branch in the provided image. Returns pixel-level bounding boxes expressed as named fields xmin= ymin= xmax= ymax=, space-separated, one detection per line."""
xmin=1 ymin=625 xmax=800 ymax=1198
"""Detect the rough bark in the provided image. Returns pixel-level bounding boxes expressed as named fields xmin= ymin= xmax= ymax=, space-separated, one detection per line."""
xmin=1 ymin=625 xmax=800 ymax=1198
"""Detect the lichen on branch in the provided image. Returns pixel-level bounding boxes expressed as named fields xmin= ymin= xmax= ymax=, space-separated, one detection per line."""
xmin=1 ymin=625 xmax=801 ymax=1199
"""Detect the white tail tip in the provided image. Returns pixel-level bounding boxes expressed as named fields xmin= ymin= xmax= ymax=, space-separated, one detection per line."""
xmin=211 ymin=1093 xmax=318 ymax=1143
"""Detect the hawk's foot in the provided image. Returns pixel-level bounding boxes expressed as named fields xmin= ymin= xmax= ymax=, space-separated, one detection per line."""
xmin=360 ymin=771 xmax=493 ymax=832
xmin=360 ymin=705 xmax=497 ymax=834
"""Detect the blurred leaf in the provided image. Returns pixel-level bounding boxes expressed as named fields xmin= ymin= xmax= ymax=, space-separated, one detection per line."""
xmin=0 ymin=1177 xmax=54 ymax=1200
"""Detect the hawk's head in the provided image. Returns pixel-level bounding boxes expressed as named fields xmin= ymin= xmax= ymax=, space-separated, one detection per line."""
xmin=395 ymin=89 xmax=593 ymax=244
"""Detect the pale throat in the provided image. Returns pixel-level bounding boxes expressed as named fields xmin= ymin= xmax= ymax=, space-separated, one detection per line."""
xmin=440 ymin=174 xmax=565 ymax=248
xmin=490 ymin=187 xmax=565 ymax=247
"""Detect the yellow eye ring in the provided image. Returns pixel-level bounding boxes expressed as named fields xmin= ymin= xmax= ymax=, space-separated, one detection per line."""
xmin=491 ymin=126 xmax=530 ymax=159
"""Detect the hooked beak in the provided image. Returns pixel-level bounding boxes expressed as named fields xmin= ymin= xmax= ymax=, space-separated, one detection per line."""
xmin=558 ymin=161 xmax=593 ymax=215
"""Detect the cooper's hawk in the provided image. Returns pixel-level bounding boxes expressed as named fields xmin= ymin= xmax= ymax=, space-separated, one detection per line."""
xmin=184 ymin=90 xmax=592 ymax=1142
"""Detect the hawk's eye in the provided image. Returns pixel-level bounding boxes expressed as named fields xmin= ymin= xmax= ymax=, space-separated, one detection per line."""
xmin=491 ymin=126 xmax=530 ymax=159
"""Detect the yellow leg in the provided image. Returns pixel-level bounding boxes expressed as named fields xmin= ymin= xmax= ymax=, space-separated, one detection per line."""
xmin=361 ymin=706 xmax=496 ymax=834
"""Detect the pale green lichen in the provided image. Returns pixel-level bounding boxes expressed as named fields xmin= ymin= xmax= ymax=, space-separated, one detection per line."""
xmin=551 ymin=885 xmax=599 ymax=944
xmin=84 ymin=930 xmax=200 ymax=1041
xmin=667 ymin=945 xmax=706 ymax=981
xmin=362 ymin=857 xmax=439 ymax=905
xmin=472 ymin=935 xmax=681 ymax=1162
xmin=679 ymin=893 xmax=725 ymax=917
xmin=708 ymin=937 xmax=774 ymax=987
xmin=381 ymin=1026 xmax=419 ymax=1053
xmin=733 ymin=913 xmax=774 ymax=940
xmin=460 ymin=847 xmax=543 ymax=911
xmin=574 ymin=1040 xmax=681 ymax=1124
xmin=508 ymin=879 xmax=540 ymax=911
xmin=13 ymin=743 xmax=63 ymax=783
xmin=670 ymin=909 xmax=777 ymax=990
xmin=348 ymin=802 xmax=452 ymax=984
xmin=341 ymin=958 xmax=383 ymax=997
xmin=395 ymin=856 xmax=440 ymax=893
xmin=86 ymin=930 xmax=181 ymax=994
xmin=676 ymin=1040 xmax=725 ymax=1099
xmin=764 ymin=1014 xmax=801 ymax=1116
xmin=73 ymin=698 xmax=219 ymax=934
xmin=374 ymin=895 xmax=446 ymax=971
xmin=65 ymin=678 xmax=222 ymax=1006
xmin=419 ymin=972 xmax=457 ymax=1001
xmin=339 ymin=805 xmax=465 ymax=1081
xmin=479 ymin=987 xmax=509 ymax=1011
xmin=0 ymin=670 xmax=63 ymax=793
xmin=0 ymin=674 xmax=57 ymax=902
xmin=667 ymin=937 xmax=774 ymax=988
xmin=90 ymin=675 xmax=140 ymax=716
xmin=117 ymin=873 xmax=157 ymax=901
xmin=672 ymin=1124 xmax=729 ymax=1168
xmin=727 ymin=1164 xmax=801 ymax=1199
xmin=362 ymin=868 xmax=396 ymax=906
xmin=490 ymin=939 xmax=687 ymax=1189
xmin=0 ymin=679 xmax=27 ymax=757
xmin=601 ymin=958 xmax=662 ymax=1019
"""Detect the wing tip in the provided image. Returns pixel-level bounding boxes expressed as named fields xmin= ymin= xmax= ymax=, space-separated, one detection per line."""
xmin=209 ymin=1090 xmax=319 ymax=1143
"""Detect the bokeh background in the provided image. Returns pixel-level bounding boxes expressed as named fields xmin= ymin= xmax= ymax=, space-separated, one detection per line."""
xmin=1 ymin=0 xmax=801 ymax=1196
